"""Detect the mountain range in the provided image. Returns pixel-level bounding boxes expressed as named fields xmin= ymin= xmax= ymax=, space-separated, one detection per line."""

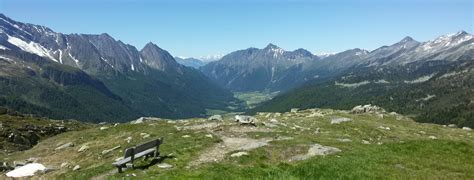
xmin=174 ymin=56 xmax=208 ymax=69
xmin=251 ymin=32 xmax=473 ymax=127
xmin=0 ymin=14 xmax=237 ymax=122
xmin=0 ymin=13 xmax=472 ymax=127
xmin=200 ymin=44 xmax=319 ymax=91
xmin=200 ymin=32 xmax=473 ymax=93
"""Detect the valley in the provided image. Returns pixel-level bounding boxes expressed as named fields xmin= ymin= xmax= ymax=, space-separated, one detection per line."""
xmin=0 ymin=2 xmax=472 ymax=178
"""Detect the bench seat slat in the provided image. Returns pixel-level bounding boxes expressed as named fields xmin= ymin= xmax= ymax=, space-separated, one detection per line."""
xmin=112 ymin=157 xmax=132 ymax=166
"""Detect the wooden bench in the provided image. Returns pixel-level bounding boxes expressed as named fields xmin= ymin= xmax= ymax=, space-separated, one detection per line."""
xmin=112 ymin=138 xmax=163 ymax=173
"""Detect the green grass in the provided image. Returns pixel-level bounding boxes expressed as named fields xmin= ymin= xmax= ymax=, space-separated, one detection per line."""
xmin=2 ymin=109 xmax=473 ymax=179
xmin=234 ymin=91 xmax=279 ymax=109
xmin=152 ymin=140 xmax=473 ymax=179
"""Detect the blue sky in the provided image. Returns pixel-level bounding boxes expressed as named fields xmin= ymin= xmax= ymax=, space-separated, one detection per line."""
xmin=1 ymin=0 xmax=472 ymax=58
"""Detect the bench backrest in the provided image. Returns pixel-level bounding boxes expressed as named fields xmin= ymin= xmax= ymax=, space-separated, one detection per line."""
xmin=123 ymin=138 xmax=163 ymax=158
xmin=135 ymin=138 xmax=162 ymax=153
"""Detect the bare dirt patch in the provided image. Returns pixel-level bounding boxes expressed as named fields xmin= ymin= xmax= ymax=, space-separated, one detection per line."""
xmin=188 ymin=137 xmax=272 ymax=167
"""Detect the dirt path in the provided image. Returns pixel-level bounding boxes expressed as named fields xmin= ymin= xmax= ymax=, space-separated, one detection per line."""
xmin=188 ymin=137 xmax=273 ymax=167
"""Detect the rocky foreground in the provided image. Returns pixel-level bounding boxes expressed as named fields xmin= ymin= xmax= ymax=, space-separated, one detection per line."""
xmin=1 ymin=106 xmax=473 ymax=179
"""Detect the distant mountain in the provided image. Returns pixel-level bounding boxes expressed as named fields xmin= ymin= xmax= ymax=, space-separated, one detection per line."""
xmin=174 ymin=56 xmax=207 ymax=68
xmin=0 ymin=14 xmax=238 ymax=122
xmin=253 ymin=31 xmax=474 ymax=127
xmin=200 ymin=43 xmax=319 ymax=92
xmin=199 ymin=54 xmax=224 ymax=62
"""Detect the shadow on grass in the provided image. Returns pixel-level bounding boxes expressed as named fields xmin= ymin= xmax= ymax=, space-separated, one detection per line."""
xmin=134 ymin=154 xmax=176 ymax=170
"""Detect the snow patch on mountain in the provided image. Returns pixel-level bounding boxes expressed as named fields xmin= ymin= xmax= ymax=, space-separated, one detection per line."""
xmin=335 ymin=81 xmax=370 ymax=87
xmin=315 ymin=52 xmax=337 ymax=58
xmin=404 ymin=73 xmax=436 ymax=84
xmin=68 ymin=52 xmax=80 ymax=66
xmin=7 ymin=35 xmax=58 ymax=62
xmin=0 ymin=55 xmax=14 ymax=62
xmin=0 ymin=45 xmax=8 ymax=50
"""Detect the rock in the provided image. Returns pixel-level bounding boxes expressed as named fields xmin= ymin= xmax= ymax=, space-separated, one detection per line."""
xmin=25 ymin=157 xmax=38 ymax=163
xmin=99 ymin=127 xmax=109 ymax=130
xmin=307 ymin=144 xmax=341 ymax=156
xmin=101 ymin=145 xmax=121 ymax=155
xmin=337 ymin=138 xmax=352 ymax=142
xmin=269 ymin=119 xmax=279 ymax=124
xmin=234 ymin=115 xmax=257 ymax=126
xmin=13 ymin=161 xmax=26 ymax=167
xmin=264 ymin=113 xmax=272 ymax=118
xmin=314 ymin=128 xmax=321 ymax=134
xmin=6 ymin=163 xmax=46 ymax=177
xmin=274 ymin=113 xmax=281 ymax=117
xmin=124 ymin=137 xmax=132 ymax=143
xmin=395 ymin=164 xmax=405 ymax=169
xmin=55 ymin=142 xmax=74 ymax=151
xmin=307 ymin=112 xmax=324 ymax=118
xmin=98 ymin=122 xmax=107 ymax=125
xmin=78 ymin=144 xmax=89 ymax=152
xmin=208 ymin=115 xmax=223 ymax=121
xmin=0 ymin=162 xmax=13 ymax=171
xmin=290 ymin=144 xmax=341 ymax=161
xmin=362 ymin=140 xmax=371 ymax=144
xmin=42 ymin=167 xmax=56 ymax=173
xmin=230 ymin=151 xmax=249 ymax=157
xmin=60 ymin=162 xmax=69 ymax=168
xmin=378 ymin=126 xmax=391 ymax=130
xmin=205 ymin=134 xmax=213 ymax=138
xmin=140 ymin=133 xmax=150 ymax=139
xmin=351 ymin=104 xmax=385 ymax=114
xmin=447 ymin=124 xmax=457 ymax=128
xmin=114 ymin=123 xmax=119 ymax=127
xmin=157 ymin=163 xmax=173 ymax=169
xmin=263 ymin=122 xmax=277 ymax=128
xmin=330 ymin=117 xmax=352 ymax=124
xmin=377 ymin=114 xmax=384 ymax=119
xmin=73 ymin=165 xmax=80 ymax=171
xmin=131 ymin=117 xmax=144 ymax=124
xmin=273 ymin=136 xmax=294 ymax=141
xmin=462 ymin=127 xmax=472 ymax=131
xmin=290 ymin=108 xmax=299 ymax=113
xmin=182 ymin=135 xmax=191 ymax=138
xmin=428 ymin=136 xmax=437 ymax=140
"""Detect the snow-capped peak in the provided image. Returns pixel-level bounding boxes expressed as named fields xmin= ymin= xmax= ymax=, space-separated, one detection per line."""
xmin=264 ymin=43 xmax=284 ymax=58
xmin=422 ymin=31 xmax=473 ymax=51
xmin=315 ymin=52 xmax=337 ymax=58
xmin=199 ymin=54 xmax=224 ymax=62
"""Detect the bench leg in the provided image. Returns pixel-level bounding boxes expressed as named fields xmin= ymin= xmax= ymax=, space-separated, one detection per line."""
xmin=117 ymin=166 xmax=122 ymax=173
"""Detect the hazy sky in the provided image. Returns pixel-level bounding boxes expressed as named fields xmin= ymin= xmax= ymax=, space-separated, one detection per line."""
xmin=1 ymin=0 xmax=472 ymax=58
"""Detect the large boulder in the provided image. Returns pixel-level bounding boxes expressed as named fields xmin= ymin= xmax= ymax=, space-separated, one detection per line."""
xmin=351 ymin=104 xmax=385 ymax=114
xmin=208 ymin=115 xmax=223 ymax=121
xmin=234 ymin=115 xmax=257 ymax=126
xmin=130 ymin=117 xmax=162 ymax=124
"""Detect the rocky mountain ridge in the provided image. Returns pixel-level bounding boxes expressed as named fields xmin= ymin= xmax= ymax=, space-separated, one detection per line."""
xmin=0 ymin=14 xmax=237 ymax=122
